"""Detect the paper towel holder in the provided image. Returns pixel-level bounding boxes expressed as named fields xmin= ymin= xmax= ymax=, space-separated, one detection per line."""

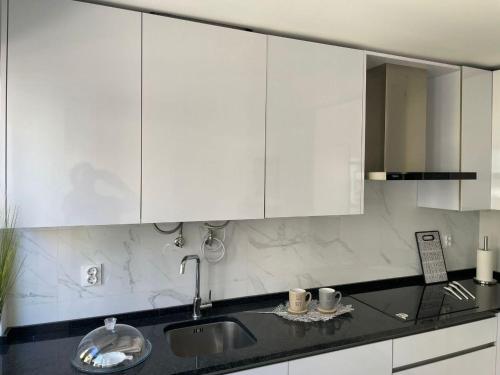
xmin=473 ymin=236 xmax=497 ymax=286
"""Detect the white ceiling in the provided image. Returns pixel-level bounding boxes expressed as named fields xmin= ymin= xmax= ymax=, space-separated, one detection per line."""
xmin=95 ymin=0 xmax=500 ymax=69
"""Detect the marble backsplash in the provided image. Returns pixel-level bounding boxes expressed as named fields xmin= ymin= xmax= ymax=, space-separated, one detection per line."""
xmin=8 ymin=181 xmax=479 ymax=327
xmin=479 ymin=210 xmax=500 ymax=269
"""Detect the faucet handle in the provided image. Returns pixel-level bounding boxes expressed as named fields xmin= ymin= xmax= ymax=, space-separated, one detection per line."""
xmin=201 ymin=289 xmax=212 ymax=310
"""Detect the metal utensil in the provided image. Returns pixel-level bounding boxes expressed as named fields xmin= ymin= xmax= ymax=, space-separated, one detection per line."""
xmin=451 ymin=281 xmax=476 ymax=300
xmin=448 ymin=283 xmax=468 ymax=300
xmin=443 ymin=286 xmax=462 ymax=300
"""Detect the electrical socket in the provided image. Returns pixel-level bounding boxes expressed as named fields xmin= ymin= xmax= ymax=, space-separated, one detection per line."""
xmin=443 ymin=235 xmax=452 ymax=248
xmin=81 ymin=264 xmax=102 ymax=287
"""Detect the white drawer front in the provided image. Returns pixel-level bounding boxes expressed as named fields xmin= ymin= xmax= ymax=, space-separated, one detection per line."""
xmin=396 ymin=346 xmax=495 ymax=375
xmin=289 ymin=341 xmax=392 ymax=375
xmin=230 ymin=362 xmax=288 ymax=375
xmin=393 ymin=318 xmax=496 ymax=368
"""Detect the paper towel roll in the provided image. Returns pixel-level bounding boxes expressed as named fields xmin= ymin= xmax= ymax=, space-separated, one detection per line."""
xmin=476 ymin=249 xmax=496 ymax=282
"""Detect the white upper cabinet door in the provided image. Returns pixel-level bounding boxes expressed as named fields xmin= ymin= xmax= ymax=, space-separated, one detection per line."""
xmin=7 ymin=0 xmax=141 ymax=228
xmin=418 ymin=67 xmax=492 ymax=211
xmin=142 ymin=14 xmax=266 ymax=223
xmin=0 ymin=0 xmax=7 ymax=215
xmin=265 ymin=36 xmax=365 ymax=218
xmin=491 ymin=71 xmax=500 ymax=209
xmin=461 ymin=67 xmax=492 ymax=211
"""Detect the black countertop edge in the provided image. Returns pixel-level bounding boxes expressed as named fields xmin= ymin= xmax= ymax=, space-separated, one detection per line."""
xmin=4 ymin=268 xmax=478 ymax=343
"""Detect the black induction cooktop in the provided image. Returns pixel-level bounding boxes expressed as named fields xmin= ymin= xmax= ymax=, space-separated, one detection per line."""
xmin=352 ymin=283 xmax=478 ymax=322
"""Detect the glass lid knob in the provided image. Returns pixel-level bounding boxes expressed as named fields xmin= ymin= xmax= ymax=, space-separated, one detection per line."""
xmin=104 ymin=317 xmax=117 ymax=331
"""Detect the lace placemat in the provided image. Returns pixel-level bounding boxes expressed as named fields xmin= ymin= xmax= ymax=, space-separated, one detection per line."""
xmin=272 ymin=299 xmax=354 ymax=322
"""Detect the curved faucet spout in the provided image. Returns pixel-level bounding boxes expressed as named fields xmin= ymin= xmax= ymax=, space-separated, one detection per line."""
xmin=179 ymin=254 xmax=206 ymax=319
xmin=180 ymin=254 xmax=200 ymax=274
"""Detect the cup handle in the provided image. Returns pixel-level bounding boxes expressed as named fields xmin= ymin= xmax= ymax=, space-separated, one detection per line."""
xmin=334 ymin=291 xmax=342 ymax=307
xmin=305 ymin=292 xmax=312 ymax=307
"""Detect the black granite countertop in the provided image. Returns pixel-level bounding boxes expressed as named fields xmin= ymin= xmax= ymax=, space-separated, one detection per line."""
xmin=2 ymin=272 xmax=499 ymax=375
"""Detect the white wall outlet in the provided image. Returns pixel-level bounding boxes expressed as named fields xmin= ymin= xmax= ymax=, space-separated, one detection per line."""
xmin=443 ymin=235 xmax=452 ymax=248
xmin=81 ymin=264 xmax=102 ymax=287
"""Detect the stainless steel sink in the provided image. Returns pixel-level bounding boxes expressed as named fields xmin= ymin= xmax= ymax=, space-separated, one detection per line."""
xmin=165 ymin=318 xmax=257 ymax=358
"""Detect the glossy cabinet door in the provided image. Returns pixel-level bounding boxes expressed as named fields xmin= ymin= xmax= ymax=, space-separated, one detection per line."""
xmin=397 ymin=347 xmax=495 ymax=375
xmin=418 ymin=67 xmax=492 ymax=211
xmin=265 ymin=36 xmax=365 ymax=218
xmin=460 ymin=67 xmax=492 ymax=211
xmin=491 ymin=71 xmax=500 ymax=210
xmin=0 ymin=0 xmax=7 ymax=216
xmin=230 ymin=363 xmax=288 ymax=375
xmin=393 ymin=317 xmax=496 ymax=368
xmin=7 ymin=0 xmax=141 ymax=227
xmin=289 ymin=341 xmax=391 ymax=375
xmin=497 ymin=313 xmax=500 ymax=375
xmin=142 ymin=14 xmax=266 ymax=223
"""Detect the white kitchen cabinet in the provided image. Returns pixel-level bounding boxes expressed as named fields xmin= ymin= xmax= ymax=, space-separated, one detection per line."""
xmin=396 ymin=347 xmax=495 ymax=375
xmin=265 ymin=36 xmax=365 ymax=218
xmin=496 ymin=313 xmax=500 ymax=375
xmin=0 ymin=0 xmax=7 ymax=216
xmin=230 ymin=362 xmax=288 ymax=375
xmin=393 ymin=317 xmax=496 ymax=368
xmin=7 ymin=0 xmax=141 ymax=227
xmin=460 ymin=67 xmax=493 ymax=210
xmin=142 ymin=14 xmax=266 ymax=223
xmin=491 ymin=71 xmax=500 ymax=210
xmin=418 ymin=66 xmax=492 ymax=211
xmin=289 ymin=341 xmax=392 ymax=375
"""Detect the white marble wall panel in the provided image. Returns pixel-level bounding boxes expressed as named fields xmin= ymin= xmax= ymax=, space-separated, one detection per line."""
xmin=8 ymin=182 xmax=478 ymax=326
xmin=479 ymin=210 xmax=500 ymax=270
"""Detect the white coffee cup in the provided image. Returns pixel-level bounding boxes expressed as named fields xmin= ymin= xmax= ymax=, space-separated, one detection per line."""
xmin=319 ymin=287 xmax=342 ymax=311
xmin=289 ymin=288 xmax=312 ymax=312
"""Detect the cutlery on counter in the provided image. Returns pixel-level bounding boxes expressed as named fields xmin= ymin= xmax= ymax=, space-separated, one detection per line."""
xmin=448 ymin=283 xmax=468 ymax=300
xmin=450 ymin=281 xmax=476 ymax=300
xmin=443 ymin=286 xmax=462 ymax=300
xmin=443 ymin=281 xmax=476 ymax=301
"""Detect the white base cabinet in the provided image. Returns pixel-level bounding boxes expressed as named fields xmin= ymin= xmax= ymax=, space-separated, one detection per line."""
xmin=496 ymin=313 xmax=500 ymax=375
xmin=289 ymin=341 xmax=392 ymax=375
xmin=230 ymin=363 xmax=288 ymax=375
xmin=393 ymin=317 xmax=496 ymax=368
xmin=229 ymin=319 xmax=499 ymax=375
xmin=396 ymin=347 xmax=495 ymax=375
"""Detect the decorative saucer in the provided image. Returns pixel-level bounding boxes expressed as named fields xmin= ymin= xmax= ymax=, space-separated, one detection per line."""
xmin=317 ymin=306 xmax=337 ymax=314
xmin=287 ymin=307 xmax=308 ymax=315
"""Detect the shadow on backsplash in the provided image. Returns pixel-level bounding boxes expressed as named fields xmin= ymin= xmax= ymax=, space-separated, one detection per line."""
xmin=8 ymin=181 xmax=478 ymax=327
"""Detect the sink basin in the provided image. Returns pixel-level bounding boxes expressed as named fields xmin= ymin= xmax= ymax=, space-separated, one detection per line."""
xmin=165 ymin=317 xmax=257 ymax=358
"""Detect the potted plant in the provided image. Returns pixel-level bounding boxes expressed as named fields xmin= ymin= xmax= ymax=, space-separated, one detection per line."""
xmin=0 ymin=209 xmax=22 ymax=335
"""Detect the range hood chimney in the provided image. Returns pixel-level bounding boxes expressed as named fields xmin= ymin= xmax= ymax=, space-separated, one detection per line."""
xmin=365 ymin=63 xmax=476 ymax=181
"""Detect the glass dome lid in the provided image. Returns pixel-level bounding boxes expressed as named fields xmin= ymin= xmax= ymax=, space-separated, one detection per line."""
xmin=71 ymin=317 xmax=152 ymax=373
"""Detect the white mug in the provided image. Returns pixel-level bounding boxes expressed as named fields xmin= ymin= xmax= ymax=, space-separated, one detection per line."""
xmin=319 ymin=287 xmax=342 ymax=311
xmin=289 ymin=288 xmax=312 ymax=312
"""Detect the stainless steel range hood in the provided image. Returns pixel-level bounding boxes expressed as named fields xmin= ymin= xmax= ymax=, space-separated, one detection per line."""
xmin=365 ymin=63 xmax=476 ymax=181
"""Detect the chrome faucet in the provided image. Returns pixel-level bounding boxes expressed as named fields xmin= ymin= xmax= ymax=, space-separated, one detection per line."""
xmin=179 ymin=254 xmax=212 ymax=319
